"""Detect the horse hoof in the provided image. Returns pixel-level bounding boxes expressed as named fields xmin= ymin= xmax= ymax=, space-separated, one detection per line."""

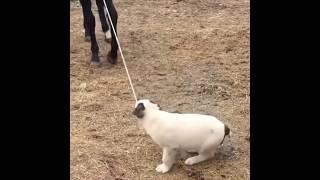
xmin=91 ymin=54 xmax=100 ymax=64
xmin=104 ymin=37 xmax=111 ymax=43
xmin=107 ymin=52 xmax=117 ymax=64
xmin=90 ymin=61 xmax=101 ymax=67
xmin=104 ymin=31 xmax=111 ymax=43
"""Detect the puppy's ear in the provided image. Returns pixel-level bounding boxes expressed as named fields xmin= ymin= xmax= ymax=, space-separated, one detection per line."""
xmin=150 ymin=100 xmax=161 ymax=110
xmin=133 ymin=103 xmax=145 ymax=118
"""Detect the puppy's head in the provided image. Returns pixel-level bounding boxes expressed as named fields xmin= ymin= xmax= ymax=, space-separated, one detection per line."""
xmin=132 ymin=99 xmax=161 ymax=119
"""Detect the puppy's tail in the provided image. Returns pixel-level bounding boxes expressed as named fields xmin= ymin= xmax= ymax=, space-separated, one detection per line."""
xmin=220 ymin=124 xmax=231 ymax=145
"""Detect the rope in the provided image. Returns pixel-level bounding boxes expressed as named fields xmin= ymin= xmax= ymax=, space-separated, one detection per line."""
xmin=102 ymin=0 xmax=138 ymax=103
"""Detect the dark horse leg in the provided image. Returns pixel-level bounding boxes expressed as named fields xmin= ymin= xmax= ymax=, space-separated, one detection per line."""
xmin=80 ymin=0 xmax=100 ymax=64
xmin=83 ymin=0 xmax=110 ymax=42
xmin=80 ymin=0 xmax=118 ymax=65
xmin=101 ymin=0 xmax=118 ymax=64
xmin=95 ymin=0 xmax=111 ymax=42
xmin=83 ymin=19 xmax=91 ymax=42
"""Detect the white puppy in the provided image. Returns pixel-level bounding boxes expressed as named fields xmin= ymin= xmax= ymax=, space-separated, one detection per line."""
xmin=133 ymin=99 xmax=231 ymax=173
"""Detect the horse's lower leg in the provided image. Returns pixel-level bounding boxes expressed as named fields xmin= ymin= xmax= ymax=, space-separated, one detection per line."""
xmin=105 ymin=0 xmax=118 ymax=64
xmin=80 ymin=0 xmax=100 ymax=63
xmin=83 ymin=21 xmax=90 ymax=42
xmin=96 ymin=0 xmax=111 ymax=42
xmin=96 ymin=0 xmax=109 ymax=32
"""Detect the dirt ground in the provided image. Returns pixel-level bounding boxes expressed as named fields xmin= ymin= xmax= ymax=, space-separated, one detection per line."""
xmin=70 ymin=0 xmax=249 ymax=179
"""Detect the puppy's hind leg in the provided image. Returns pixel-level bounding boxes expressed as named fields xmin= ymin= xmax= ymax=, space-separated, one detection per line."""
xmin=185 ymin=137 xmax=220 ymax=165
xmin=185 ymin=152 xmax=215 ymax=165
xmin=179 ymin=149 xmax=189 ymax=159
xmin=156 ymin=148 xmax=177 ymax=173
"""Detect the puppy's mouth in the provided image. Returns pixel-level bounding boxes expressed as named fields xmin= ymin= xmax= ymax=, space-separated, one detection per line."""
xmin=132 ymin=109 xmax=138 ymax=116
xmin=132 ymin=109 xmax=144 ymax=118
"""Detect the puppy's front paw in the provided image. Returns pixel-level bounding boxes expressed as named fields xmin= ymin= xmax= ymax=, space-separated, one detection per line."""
xmin=156 ymin=163 xmax=170 ymax=173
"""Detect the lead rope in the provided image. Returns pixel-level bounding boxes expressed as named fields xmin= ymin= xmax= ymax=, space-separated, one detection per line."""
xmin=102 ymin=0 xmax=138 ymax=103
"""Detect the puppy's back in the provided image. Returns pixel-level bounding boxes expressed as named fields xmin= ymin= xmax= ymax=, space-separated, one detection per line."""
xmin=163 ymin=113 xmax=225 ymax=137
